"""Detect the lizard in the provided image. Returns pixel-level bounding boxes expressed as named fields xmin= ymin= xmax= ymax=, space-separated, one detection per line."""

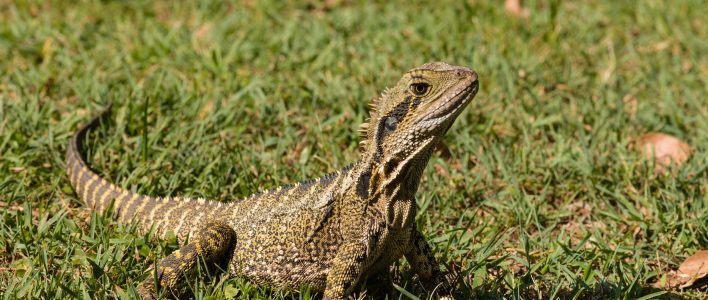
xmin=65 ymin=62 xmax=479 ymax=299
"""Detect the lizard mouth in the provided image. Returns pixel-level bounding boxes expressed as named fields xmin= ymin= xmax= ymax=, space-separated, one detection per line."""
xmin=423 ymin=79 xmax=479 ymax=123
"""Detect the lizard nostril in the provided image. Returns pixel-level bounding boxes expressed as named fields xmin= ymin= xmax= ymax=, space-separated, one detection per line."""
xmin=455 ymin=69 xmax=472 ymax=78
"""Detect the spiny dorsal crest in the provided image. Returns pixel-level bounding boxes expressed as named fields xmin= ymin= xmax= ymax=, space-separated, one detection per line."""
xmin=358 ymin=87 xmax=390 ymax=151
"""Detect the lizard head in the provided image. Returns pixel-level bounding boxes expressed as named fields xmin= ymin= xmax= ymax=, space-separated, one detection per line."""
xmin=360 ymin=62 xmax=479 ymax=174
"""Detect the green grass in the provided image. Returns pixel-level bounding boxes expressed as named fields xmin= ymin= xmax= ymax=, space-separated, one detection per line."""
xmin=1 ymin=0 xmax=707 ymax=299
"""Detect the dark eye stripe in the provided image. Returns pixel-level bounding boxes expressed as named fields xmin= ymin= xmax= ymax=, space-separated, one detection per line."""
xmin=387 ymin=96 xmax=411 ymax=122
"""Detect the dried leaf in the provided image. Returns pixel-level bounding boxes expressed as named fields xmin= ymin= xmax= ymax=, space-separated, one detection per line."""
xmin=654 ymin=250 xmax=708 ymax=289
xmin=678 ymin=250 xmax=708 ymax=288
xmin=637 ymin=133 xmax=691 ymax=174
xmin=504 ymin=0 xmax=529 ymax=19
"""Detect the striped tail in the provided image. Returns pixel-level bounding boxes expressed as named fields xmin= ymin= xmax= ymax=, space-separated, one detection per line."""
xmin=65 ymin=104 xmax=219 ymax=239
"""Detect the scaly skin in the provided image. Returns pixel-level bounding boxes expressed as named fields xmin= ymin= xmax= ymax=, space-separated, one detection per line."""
xmin=65 ymin=62 xmax=479 ymax=299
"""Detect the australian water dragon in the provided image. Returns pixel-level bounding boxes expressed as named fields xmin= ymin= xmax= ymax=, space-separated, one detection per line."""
xmin=65 ymin=62 xmax=479 ymax=299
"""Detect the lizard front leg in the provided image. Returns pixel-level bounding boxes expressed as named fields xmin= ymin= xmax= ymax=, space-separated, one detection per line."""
xmin=138 ymin=222 xmax=237 ymax=299
xmin=404 ymin=228 xmax=454 ymax=297
xmin=323 ymin=241 xmax=370 ymax=299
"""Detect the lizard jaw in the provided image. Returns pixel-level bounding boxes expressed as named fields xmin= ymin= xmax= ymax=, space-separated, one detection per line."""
xmin=419 ymin=79 xmax=479 ymax=129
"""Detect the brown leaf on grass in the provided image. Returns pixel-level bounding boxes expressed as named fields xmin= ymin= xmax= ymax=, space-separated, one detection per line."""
xmin=504 ymin=0 xmax=529 ymax=19
xmin=636 ymin=133 xmax=691 ymax=174
xmin=679 ymin=251 xmax=708 ymax=287
xmin=654 ymin=250 xmax=708 ymax=289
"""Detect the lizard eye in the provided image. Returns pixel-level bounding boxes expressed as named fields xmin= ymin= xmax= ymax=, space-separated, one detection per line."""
xmin=384 ymin=116 xmax=397 ymax=132
xmin=410 ymin=83 xmax=429 ymax=96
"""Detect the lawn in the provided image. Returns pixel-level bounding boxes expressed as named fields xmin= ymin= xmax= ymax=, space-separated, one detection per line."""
xmin=1 ymin=0 xmax=707 ymax=299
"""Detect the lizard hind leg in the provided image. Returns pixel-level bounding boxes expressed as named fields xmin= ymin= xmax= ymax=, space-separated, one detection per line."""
xmin=138 ymin=222 xmax=237 ymax=299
